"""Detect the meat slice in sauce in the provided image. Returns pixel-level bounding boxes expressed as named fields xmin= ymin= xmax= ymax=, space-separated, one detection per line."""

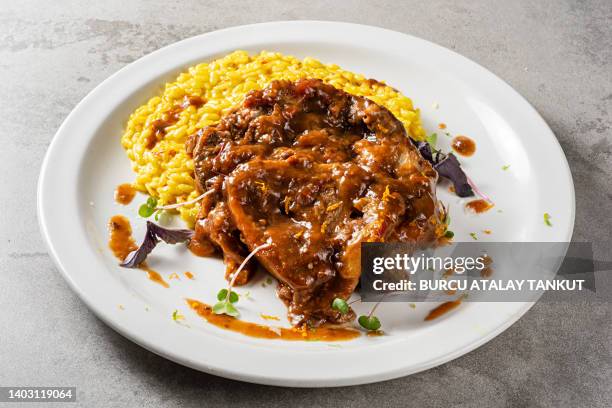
xmin=187 ymin=78 xmax=443 ymax=327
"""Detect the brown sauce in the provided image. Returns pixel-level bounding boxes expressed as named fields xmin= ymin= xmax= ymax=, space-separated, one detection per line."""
xmin=465 ymin=199 xmax=494 ymax=214
xmin=425 ymin=299 xmax=462 ymax=321
xmin=114 ymin=183 xmax=136 ymax=205
xmin=188 ymin=78 xmax=442 ymax=327
xmin=146 ymin=107 xmax=182 ymax=149
xmin=108 ymin=215 xmax=138 ymax=260
xmin=451 ymin=135 xmax=476 ymax=156
xmin=187 ymin=299 xmax=360 ymax=341
xmin=184 ymin=271 xmax=195 ymax=280
xmin=480 ymin=255 xmax=494 ymax=278
xmin=108 ymin=215 xmax=169 ymax=288
xmin=142 ymin=265 xmax=169 ymax=288
xmin=182 ymin=95 xmax=206 ymax=109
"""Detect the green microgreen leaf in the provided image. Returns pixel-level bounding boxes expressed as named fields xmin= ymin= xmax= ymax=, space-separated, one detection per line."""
xmin=138 ymin=196 xmax=158 ymax=218
xmin=469 ymin=232 xmax=478 ymax=240
xmin=217 ymin=289 xmax=239 ymax=303
xmin=426 ymin=132 xmax=438 ymax=149
xmin=212 ymin=301 xmax=239 ymax=317
xmin=358 ymin=315 xmax=381 ymax=331
xmin=331 ymin=298 xmax=349 ymax=314
xmin=138 ymin=203 xmax=154 ymax=218
xmin=502 ymin=164 xmax=511 ymax=171
xmin=444 ymin=230 xmax=455 ymax=239
xmin=217 ymin=289 xmax=228 ymax=301
xmin=211 ymin=243 xmax=271 ymax=320
xmin=544 ymin=212 xmax=552 ymax=227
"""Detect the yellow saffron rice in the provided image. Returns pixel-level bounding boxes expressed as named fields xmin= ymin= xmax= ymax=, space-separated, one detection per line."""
xmin=121 ymin=50 xmax=426 ymax=226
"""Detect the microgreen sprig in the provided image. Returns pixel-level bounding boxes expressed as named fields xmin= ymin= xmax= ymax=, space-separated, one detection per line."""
xmin=357 ymin=302 xmax=382 ymax=331
xmin=331 ymin=298 xmax=349 ymax=314
xmin=358 ymin=297 xmax=384 ymax=331
xmin=426 ymin=132 xmax=438 ymax=149
xmin=172 ymin=309 xmax=185 ymax=321
xmin=212 ymin=242 xmax=272 ymax=318
xmin=217 ymin=289 xmax=239 ymax=303
xmin=331 ymin=296 xmax=382 ymax=331
xmin=139 ymin=190 xmax=215 ymax=219
xmin=138 ymin=197 xmax=157 ymax=218
xmin=358 ymin=315 xmax=381 ymax=331
xmin=442 ymin=206 xmax=454 ymax=239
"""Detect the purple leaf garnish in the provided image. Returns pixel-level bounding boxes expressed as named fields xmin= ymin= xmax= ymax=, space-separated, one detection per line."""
xmin=416 ymin=141 xmax=434 ymax=163
xmin=147 ymin=222 xmax=194 ymax=244
xmin=434 ymin=153 xmax=473 ymax=197
xmin=120 ymin=221 xmax=194 ymax=268
xmin=412 ymin=138 xmax=474 ymax=198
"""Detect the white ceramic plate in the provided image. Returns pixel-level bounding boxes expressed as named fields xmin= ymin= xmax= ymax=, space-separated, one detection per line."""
xmin=38 ymin=21 xmax=575 ymax=387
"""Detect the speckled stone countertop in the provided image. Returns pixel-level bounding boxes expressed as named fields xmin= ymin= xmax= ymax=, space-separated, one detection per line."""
xmin=1 ymin=1 xmax=610 ymax=406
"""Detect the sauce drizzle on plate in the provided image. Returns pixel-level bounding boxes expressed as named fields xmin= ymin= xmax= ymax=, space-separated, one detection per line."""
xmin=425 ymin=298 xmax=463 ymax=321
xmin=108 ymin=215 xmax=169 ymax=288
xmin=187 ymin=299 xmax=360 ymax=341
xmin=465 ymin=199 xmax=494 ymax=213
xmin=108 ymin=215 xmax=137 ymax=259
xmin=451 ymin=135 xmax=476 ymax=156
xmin=114 ymin=183 xmax=136 ymax=205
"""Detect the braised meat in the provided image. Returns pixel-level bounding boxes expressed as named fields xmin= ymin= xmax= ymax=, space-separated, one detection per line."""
xmin=187 ymin=78 xmax=443 ymax=326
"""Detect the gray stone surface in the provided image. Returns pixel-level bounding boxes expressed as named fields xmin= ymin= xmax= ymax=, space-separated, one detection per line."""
xmin=1 ymin=0 xmax=611 ymax=406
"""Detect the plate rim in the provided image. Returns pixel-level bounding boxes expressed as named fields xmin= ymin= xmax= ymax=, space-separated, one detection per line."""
xmin=37 ymin=20 xmax=575 ymax=387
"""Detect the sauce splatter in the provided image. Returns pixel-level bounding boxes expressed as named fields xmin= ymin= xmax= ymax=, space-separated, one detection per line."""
xmin=425 ymin=299 xmax=463 ymax=321
xmin=114 ymin=183 xmax=136 ymax=205
xmin=146 ymin=107 xmax=182 ymax=149
xmin=451 ymin=135 xmax=476 ymax=157
xmin=181 ymin=95 xmax=206 ymax=109
xmin=108 ymin=215 xmax=169 ymax=288
xmin=465 ymin=199 xmax=494 ymax=214
xmin=108 ymin=215 xmax=137 ymax=260
xmin=187 ymin=299 xmax=360 ymax=341
xmin=142 ymin=265 xmax=169 ymax=288
xmin=184 ymin=271 xmax=195 ymax=280
xmin=480 ymin=255 xmax=494 ymax=278
xmin=438 ymin=123 xmax=447 ymax=129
